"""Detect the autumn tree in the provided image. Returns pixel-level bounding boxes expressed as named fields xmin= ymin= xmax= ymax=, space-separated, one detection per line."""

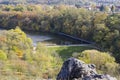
xmin=0 ymin=27 xmax=32 ymax=59
xmin=78 ymin=50 xmax=119 ymax=75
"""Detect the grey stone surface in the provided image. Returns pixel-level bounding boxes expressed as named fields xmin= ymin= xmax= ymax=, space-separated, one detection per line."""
xmin=57 ymin=57 xmax=117 ymax=80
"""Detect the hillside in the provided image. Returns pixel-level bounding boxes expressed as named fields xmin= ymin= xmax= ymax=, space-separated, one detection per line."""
xmin=0 ymin=0 xmax=120 ymax=6
xmin=0 ymin=0 xmax=94 ymax=5
xmin=0 ymin=4 xmax=120 ymax=79
xmin=0 ymin=28 xmax=119 ymax=79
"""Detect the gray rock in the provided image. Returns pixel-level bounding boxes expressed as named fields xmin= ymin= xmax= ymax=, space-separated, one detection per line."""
xmin=57 ymin=57 xmax=117 ymax=80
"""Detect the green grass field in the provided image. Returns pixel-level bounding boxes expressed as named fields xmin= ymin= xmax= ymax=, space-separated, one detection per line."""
xmin=47 ymin=46 xmax=94 ymax=61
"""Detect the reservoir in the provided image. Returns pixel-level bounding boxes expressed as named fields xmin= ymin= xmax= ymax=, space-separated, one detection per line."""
xmin=26 ymin=32 xmax=80 ymax=46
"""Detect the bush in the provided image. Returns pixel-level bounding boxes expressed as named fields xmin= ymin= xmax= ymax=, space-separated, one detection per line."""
xmin=78 ymin=50 xmax=119 ymax=75
xmin=0 ymin=50 xmax=7 ymax=60
xmin=31 ymin=43 xmax=62 ymax=79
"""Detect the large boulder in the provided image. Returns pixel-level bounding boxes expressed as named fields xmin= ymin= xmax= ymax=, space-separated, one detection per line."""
xmin=57 ymin=57 xmax=117 ymax=80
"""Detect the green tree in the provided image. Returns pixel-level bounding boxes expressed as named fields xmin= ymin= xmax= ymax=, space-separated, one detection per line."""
xmin=111 ymin=5 xmax=116 ymax=13
xmin=99 ymin=5 xmax=104 ymax=11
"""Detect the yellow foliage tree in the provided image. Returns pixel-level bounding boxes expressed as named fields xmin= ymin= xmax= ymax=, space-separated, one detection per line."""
xmin=78 ymin=50 xmax=119 ymax=75
xmin=0 ymin=50 xmax=7 ymax=60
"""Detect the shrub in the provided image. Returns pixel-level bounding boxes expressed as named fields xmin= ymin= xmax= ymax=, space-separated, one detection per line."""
xmin=0 ymin=50 xmax=7 ymax=60
xmin=32 ymin=43 xmax=62 ymax=78
xmin=78 ymin=50 xmax=119 ymax=75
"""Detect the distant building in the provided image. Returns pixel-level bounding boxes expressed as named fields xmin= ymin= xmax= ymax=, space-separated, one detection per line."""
xmin=93 ymin=0 xmax=120 ymax=6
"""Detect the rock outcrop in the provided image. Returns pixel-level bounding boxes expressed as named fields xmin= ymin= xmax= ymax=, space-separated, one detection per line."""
xmin=57 ymin=57 xmax=117 ymax=80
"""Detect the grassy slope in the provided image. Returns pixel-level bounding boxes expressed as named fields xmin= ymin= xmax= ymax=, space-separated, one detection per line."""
xmin=47 ymin=46 xmax=94 ymax=61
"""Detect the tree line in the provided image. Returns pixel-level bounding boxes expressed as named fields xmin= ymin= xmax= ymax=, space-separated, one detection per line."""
xmin=0 ymin=0 xmax=92 ymax=5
